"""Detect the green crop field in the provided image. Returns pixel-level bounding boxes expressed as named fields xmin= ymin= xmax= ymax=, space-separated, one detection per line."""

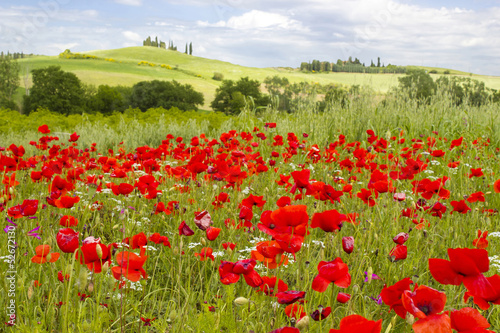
xmin=15 ymin=47 xmax=500 ymax=110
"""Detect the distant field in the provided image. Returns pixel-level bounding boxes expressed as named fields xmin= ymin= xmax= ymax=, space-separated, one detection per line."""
xmin=15 ymin=47 xmax=500 ymax=109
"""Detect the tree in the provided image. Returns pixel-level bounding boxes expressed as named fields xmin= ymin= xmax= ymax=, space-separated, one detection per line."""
xmin=88 ymin=85 xmax=131 ymax=114
xmin=0 ymin=56 xmax=20 ymax=110
xmin=23 ymin=66 xmax=85 ymax=115
xmin=377 ymin=57 xmax=381 ymax=67
xmin=129 ymin=80 xmax=203 ymax=112
xmin=398 ymin=69 xmax=436 ymax=101
xmin=185 ymin=44 xmax=188 ymax=54
xmin=211 ymin=77 xmax=269 ymax=115
xmin=264 ymin=76 xmax=292 ymax=111
xmin=189 ymin=42 xmax=192 ymax=55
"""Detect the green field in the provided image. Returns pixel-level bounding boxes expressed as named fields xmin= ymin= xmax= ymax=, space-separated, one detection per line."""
xmin=15 ymin=47 xmax=500 ymax=110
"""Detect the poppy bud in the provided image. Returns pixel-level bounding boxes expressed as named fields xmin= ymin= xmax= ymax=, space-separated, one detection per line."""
xmin=367 ymin=267 xmax=373 ymax=283
xmin=88 ymin=282 xmax=94 ymax=293
xmin=296 ymin=315 xmax=309 ymax=330
xmin=234 ymin=297 xmax=249 ymax=306
xmin=405 ymin=313 xmax=415 ymax=326
xmin=342 ymin=236 xmax=354 ymax=254
xmin=96 ymin=244 xmax=103 ymax=259
xmin=28 ymin=285 xmax=34 ymax=300
xmin=9 ymin=187 xmax=14 ymax=195
xmin=78 ymin=270 xmax=88 ymax=291
xmin=201 ymin=237 xmax=206 ymax=246
xmin=45 ymin=253 xmax=53 ymax=262
xmin=391 ymin=314 xmax=397 ymax=328
xmin=173 ymin=247 xmax=179 ymax=255
xmin=0 ymin=197 xmax=4 ymax=204
xmin=101 ymin=261 xmax=110 ymax=274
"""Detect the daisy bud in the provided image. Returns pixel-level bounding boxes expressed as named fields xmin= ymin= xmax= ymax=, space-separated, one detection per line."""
xmin=296 ymin=315 xmax=310 ymax=330
xmin=234 ymin=297 xmax=250 ymax=306
xmin=96 ymin=244 xmax=103 ymax=259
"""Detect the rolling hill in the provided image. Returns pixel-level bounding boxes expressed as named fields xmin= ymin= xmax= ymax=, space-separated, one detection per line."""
xmin=15 ymin=46 xmax=500 ymax=110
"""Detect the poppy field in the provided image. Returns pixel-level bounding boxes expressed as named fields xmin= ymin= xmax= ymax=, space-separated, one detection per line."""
xmin=2 ymin=99 xmax=500 ymax=333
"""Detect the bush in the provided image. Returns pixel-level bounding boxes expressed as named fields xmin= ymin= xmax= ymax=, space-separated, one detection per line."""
xmin=443 ymin=70 xmax=450 ymax=74
xmin=210 ymin=77 xmax=269 ymax=115
xmin=212 ymin=72 xmax=224 ymax=81
xmin=429 ymin=70 xmax=438 ymax=74
xmin=129 ymin=80 xmax=204 ymax=112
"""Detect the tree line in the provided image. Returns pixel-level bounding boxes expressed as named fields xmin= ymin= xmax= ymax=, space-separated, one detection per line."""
xmin=143 ymin=36 xmax=193 ymax=55
xmin=300 ymin=57 xmax=407 ymax=74
xmin=1 ymin=57 xmax=498 ymax=117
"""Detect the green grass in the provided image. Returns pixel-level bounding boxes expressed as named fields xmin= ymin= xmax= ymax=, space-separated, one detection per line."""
xmin=15 ymin=47 xmax=500 ymax=111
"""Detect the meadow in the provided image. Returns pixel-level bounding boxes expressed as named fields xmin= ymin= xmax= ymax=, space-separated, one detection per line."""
xmin=14 ymin=47 xmax=500 ymax=110
xmin=1 ymin=87 xmax=500 ymax=332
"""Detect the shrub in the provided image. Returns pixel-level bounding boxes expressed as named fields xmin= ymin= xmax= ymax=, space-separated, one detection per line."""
xmin=212 ymin=72 xmax=224 ymax=81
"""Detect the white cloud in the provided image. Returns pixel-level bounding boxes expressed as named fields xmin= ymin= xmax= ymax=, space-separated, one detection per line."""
xmin=122 ymin=31 xmax=142 ymax=42
xmin=113 ymin=0 xmax=143 ymax=6
xmin=198 ymin=10 xmax=306 ymax=31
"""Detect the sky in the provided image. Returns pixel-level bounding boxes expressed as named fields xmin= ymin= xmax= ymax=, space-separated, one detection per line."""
xmin=0 ymin=0 xmax=499 ymax=75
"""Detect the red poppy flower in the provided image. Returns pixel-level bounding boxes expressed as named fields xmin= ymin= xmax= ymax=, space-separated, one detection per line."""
xmin=450 ymin=137 xmax=463 ymax=148
xmin=195 ymin=247 xmax=215 ymax=261
xmin=268 ymin=328 xmax=299 ymax=333
xmin=428 ymin=248 xmax=489 ymax=286
xmin=60 ymin=215 xmax=78 ymax=227
xmin=494 ymin=179 xmax=500 ymax=193
xmin=56 ymin=228 xmax=79 ymax=253
xmin=473 ymin=230 xmax=488 ymax=249
xmin=310 ymin=305 xmax=332 ymax=321
xmin=357 ymin=188 xmax=378 ymax=207
xmin=342 ymin=236 xmax=354 ymax=254
xmin=402 ymin=284 xmax=446 ymax=319
xmin=222 ymin=242 xmax=236 ymax=251
xmin=449 ymin=307 xmax=493 ymax=332
xmin=276 ymin=196 xmax=291 ymax=207
xmin=178 ymin=221 xmax=195 ymax=236
xmin=111 ymin=250 xmax=148 ymax=282
xmin=148 ymin=233 xmax=171 ymax=247
xmin=31 ymin=245 xmax=60 ymax=264
xmin=124 ymin=232 xmax=148 ymax=249
xmin=54 ymin=195 xmax=80 ymax=209
xmin=469 ymin=168 xmax=484 ymax=178
xmin=285 ymin=304 xmax=306 ymax=320
xmin=258 ymin=276 xmax=288 ymax=296
xmin=219 ymin=259 xmax=263 ymax=287
xmin=240 ymin=193 xmax=266 ymax=209
xmin=312 ymin=258 xmax=351 ymax=292
xmin=311 ymin=209 xmax=346 ymax=232
xmin=7 ymin=199 xmax=39 ymax=218
xmin=251 ymin=240 xmax=289 ymax=269
xmin=337 ymin=292 xmax=351 ymax=303
xmin=328 ymin=314 xmax=382 ymax=333
xmin=69 ymin=132 xmax=80 ymax=142
xmin=58 ymin=271 xmax=70 ymax=283
xmin=467 ymin=191 xmax=485 ymax=203
xmin=450 ymin=200 xmax=471 ymax=214
xmin=290 ymin=169 xmax=312 ymax=194
xmin=276 ymin=290 xmax=306 ymax=304
xmin=78 ymin=239 xmax=111 ymax=273
xmin=380 ymin=277 xmax=413 ymax=319
xmin=111 ymin=183 xmax=134 ymax=196
xmin=194 ymin=210 xmax=213 ymax=230
xmin=393 ymin=232 xmax=409 ymax=245
xmin=388 ymin=245 xmax=407 ymax=262
xmin=38 ymin=124 xmax=50 ymax=134
xmin=206 ymin=226 xmax=221 ymax=241
xmin=463 ymin=274 xmax=500 ymax=310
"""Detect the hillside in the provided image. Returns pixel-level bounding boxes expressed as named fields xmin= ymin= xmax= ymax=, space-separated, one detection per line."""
xmin=15 ymin=47 xmax=500 ymax=110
